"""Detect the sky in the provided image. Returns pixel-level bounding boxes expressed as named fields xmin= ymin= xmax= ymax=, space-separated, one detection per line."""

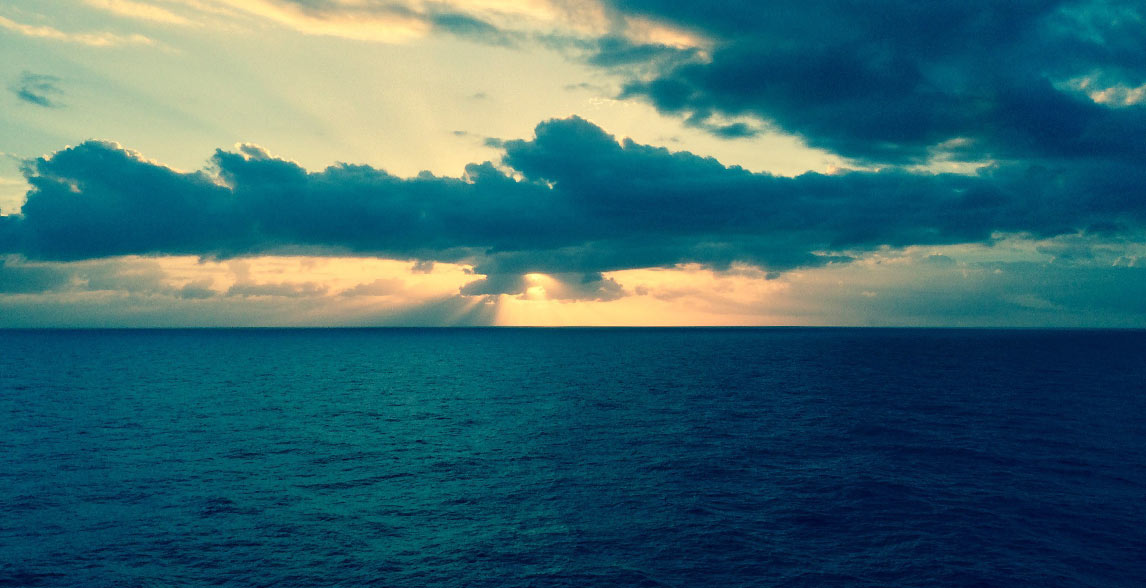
xmin=1 ymin=0 xmax=1144 ymax=326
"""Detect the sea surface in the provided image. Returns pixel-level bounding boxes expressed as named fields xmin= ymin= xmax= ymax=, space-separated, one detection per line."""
xmin=1 ymin=328 xmax=1144 ymax=587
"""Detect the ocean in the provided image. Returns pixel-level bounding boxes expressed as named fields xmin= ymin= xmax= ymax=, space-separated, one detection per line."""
xmin=2 ymin=328 xmax=1144 ymax=587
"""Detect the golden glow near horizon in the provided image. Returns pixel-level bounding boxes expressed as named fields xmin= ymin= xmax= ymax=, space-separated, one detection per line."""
xmin=1 ymin=236 xmax=1143 ymax=326
xmin=499 ymin=264 xmax=797 ymax=327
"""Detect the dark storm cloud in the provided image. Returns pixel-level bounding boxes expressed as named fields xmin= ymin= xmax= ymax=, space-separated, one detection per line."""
xmin=601 ymin=0 xmax=1146 ymax=163
xmin=1 ymin=117 xmax=1144 ymax=296
xmin=11 ymin=71 xmax=64 ymax=108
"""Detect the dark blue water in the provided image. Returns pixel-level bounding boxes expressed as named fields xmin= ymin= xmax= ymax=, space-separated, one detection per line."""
xmin=2 ymin=328 xmax=1144 ymax=587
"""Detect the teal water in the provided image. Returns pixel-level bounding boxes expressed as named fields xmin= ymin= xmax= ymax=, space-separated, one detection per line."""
xmin=2 ymin=328 xmax=1145 ymax=586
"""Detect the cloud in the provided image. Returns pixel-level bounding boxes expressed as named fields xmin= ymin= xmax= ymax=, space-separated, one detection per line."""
xmin=178 ymin=279 xmax=216 ymax=299
xmin=705 ymin=121 xmax=756 ymax=139
xmin=10 ymin=72 xmax=64 ymax=108
xmin=213 ymin=0 xmax=430 ymax=43
xmin=2 ymin=117 xmax=1143 ymax=298
xmin=148 ymin=0 xmax=709 ymax=60
xmin=166 ymin=0 xmax=608 ymax=45
xmin=0 ymin=257 xmax=71 ymax=293
xmin=0 ymin=253 xmax=510 ymax=326
xmin=0 ymin=255 xmax=195 ymax=296
xmin=459 ymin=270 xmax=623 ymax=301
xmin=226 ymin=281 xmax=328 ymax=297
xmin=110 ymin=0 xmax=1137 ymax=171
xmin=80 ymin=258 xmax=169 ymax=292
xmin=546 ymin=272 xmax=625 ymax=301
xmin=586 ymin=35 xmax=700 ymax=68
xmin=802 ymin=259 xmax=1146 ymax=326
xmin=459 ymin=272 xmax=528 ymax=297
xmin=0 ymin=15 xmax=155 ymax=47
xmin=83 ymin=0 xmax=194 ymax=25
xmin=429 ymin=11 xmax=517 ymax=46
xmin=599 ymin=1 xmax=1146 ymax=165
xmin=921 ymin=254 xmax=957 ymax=267
xmin=339 ymin=277 xmax=404 ymax=297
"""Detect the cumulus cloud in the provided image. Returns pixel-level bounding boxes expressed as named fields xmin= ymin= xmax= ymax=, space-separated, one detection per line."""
xmin=599 ymin=0 xmax=1146 ymax=165
xmin=1 ymin=117 xmax=1144 ymax=298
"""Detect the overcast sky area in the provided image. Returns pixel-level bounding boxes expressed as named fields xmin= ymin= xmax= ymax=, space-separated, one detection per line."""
xmin=1 ymin=0 xmax=1144 ymax=326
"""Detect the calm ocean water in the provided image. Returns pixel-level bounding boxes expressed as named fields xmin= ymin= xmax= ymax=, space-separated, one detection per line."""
xmin=1 ymin=328 xmax=1144 ymax=587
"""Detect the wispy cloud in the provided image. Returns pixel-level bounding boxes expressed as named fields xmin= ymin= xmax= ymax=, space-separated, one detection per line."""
xmin=83 ymin=0 xmax=193 ymax=26
xmin=197 ymin=0 xmax=432 ymax=43
xmin=0 ymin=14 xmax=155 ymax=47
xmin=10 ymin=71 xmax=64 ymax=108
xmin=215 ymin=0 xmax=610 ymax=41
xmin=151 ymin=0 xmax=690 ymax=50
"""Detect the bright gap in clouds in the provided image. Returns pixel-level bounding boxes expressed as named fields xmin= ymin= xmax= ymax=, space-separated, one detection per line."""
xmin=4 ymin=236 xmax=1143 ymax=327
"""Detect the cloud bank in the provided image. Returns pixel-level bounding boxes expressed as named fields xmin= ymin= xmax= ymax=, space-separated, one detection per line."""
xmin=2 ymin=116 xmax=1143 ymax=298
